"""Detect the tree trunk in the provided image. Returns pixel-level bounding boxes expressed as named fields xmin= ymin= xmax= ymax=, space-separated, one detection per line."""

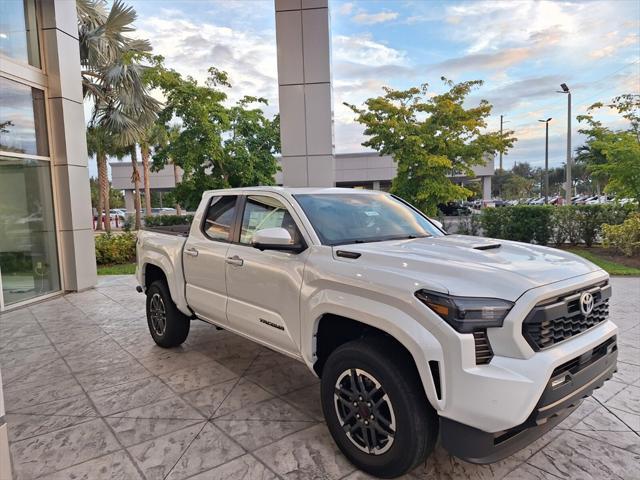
xmin=97 ymin=151 xmax=110 ymax=232
xmin=130 ymin=146 xmax=142 ymax=230
xmin=173 ymin=161 xmax=182 ymax=215
xmin=96 ymin=165 xmax=104 ymax=231
xmin=141 ymin=142 xmax=152 ymax=219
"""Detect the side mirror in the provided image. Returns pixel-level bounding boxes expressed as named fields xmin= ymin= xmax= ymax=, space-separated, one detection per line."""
xmin=252 ymin=227 xmax=304 ymax=253
xmin=429 ymin=218 xmax=444 ymax=230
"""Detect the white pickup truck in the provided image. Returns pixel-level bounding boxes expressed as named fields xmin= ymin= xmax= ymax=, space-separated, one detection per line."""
xmin=136 ymin=187 xmax=618 ymax=478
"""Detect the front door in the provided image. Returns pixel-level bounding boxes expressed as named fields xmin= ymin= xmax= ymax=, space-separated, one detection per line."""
xmin=225 ymin=194 xmax=309 ymax=356
xmin=183 ymin=195 xmax=238 ymax=324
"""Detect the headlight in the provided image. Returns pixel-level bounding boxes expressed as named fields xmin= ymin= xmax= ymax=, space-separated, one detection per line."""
xmin=415 ymin=290 xmax=514 ymax=333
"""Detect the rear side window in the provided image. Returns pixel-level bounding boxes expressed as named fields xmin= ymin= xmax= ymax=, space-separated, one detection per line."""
xmin=203 ymin=195 xmax=237 ymax=241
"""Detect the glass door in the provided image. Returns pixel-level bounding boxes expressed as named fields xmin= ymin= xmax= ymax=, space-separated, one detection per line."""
xmin=0 ymin=156 xmax=60 ymax=307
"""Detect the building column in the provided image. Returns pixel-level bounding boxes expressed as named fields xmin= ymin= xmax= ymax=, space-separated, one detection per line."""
xmin=482 ymin=176 xmax=492 ymax=203
xmin=124 ymin=190 xmax=135 ymax=214
xmin=275 ymin=0 xmax=335 ymax=187
xmin=42 ymin=0 xmax=97 ymax=291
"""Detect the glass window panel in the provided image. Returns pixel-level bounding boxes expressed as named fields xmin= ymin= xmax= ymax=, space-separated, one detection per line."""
xmin=240 ymin=195 xmax=301 ymax=245
xmin=0 ymin=76 xmax=49 ymax=156
xmin=203 ymin=196 xmax=238 ymax=242
xmin=0 ymin=156 xmax=60 ymax=305
xmin=0 ymin=0 xmax=41 ymax=68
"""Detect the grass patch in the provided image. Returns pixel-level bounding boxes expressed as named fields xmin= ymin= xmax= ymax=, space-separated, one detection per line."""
xmin=97 ymin=263 xmax=136 ymax=275
xmin=566 ymin=249 xmax=640 ymax=276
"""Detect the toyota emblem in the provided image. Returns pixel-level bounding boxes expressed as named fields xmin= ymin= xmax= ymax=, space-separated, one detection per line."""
xmin=580 ymin=291 xmax=594 ymax=316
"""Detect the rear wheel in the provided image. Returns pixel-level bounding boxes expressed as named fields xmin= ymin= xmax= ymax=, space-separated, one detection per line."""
xmin=320 ymin=337 xmax=438 ymax=478
xmin=146 ymin=280 xmax=190 ymax=347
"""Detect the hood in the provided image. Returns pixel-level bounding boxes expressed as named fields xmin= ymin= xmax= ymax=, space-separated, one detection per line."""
xmin=336 ymin=234 xmax=602 ymax=301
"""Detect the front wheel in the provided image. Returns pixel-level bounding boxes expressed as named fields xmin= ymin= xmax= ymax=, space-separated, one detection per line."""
xmin=321 ymin=337 xmax=438 ymax=478
xmin=146 ymin=280 xmax=190 ymax=348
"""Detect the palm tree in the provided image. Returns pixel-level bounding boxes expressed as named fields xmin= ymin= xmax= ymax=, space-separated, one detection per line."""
xmin=87 ymin=126 xmax=113 ymax=231
xmin=78 ymin=0 xmax=160 ymax=229
xmin=140 ymin=123 xmax=169 ymax=219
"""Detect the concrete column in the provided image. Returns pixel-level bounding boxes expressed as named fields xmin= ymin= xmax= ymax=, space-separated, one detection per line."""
xmin=482 ymin=176 xmax=492 ymax=202
xmin=275 ymin=0 xmax=335 ymax=187
xmin=42 ymin=0 xmax=97 ymax=291
xmin=0 ymin=369 xmax=11 ymax=480
xmin=372 ymin=181 xmax=381 ymax=191
xmin=124 ymin=190 xmax=135 ymax=213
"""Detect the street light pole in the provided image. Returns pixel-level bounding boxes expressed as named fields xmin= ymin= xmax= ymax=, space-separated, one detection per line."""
xmin=538 ymin=118 xmax=552 ymax=204
xmin=558 ymin=83 xmax=572 ymax=204
xmin=499 ymin=114 xmax=503 ymax=171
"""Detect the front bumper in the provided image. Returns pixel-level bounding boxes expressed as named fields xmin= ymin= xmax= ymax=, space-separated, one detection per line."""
xmin=441 ymin=335 xmax=618 ymax=463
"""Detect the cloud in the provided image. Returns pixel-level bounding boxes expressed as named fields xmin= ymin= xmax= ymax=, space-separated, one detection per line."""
xmin=353 ymin=11 xmax=399 ymax=25
xmin=338 ymin=2 xmax=354 ymax=15
xmin=429 ymin=48 xmax=533 ymax=75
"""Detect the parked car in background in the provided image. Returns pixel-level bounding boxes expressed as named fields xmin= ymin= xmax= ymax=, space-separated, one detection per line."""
xmin=136 ymin=186 xmax=618 ymax=478
xmin=437 ymin=202 xmax=471 ymax=216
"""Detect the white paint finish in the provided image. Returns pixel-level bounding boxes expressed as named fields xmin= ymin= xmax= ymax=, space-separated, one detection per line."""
xmin=274 ymin=0 xmax=302 ymax=11
xmin=53 ymin=164 xmax=94 ymax=231
xmin=58 ymin=228 xmax=97 ymax=291
xmin=307 ymin=155 xmax=335 ymax=187
xmin=41 ymin=29 xmax=83 ymax=104
xmin=138 ymin=186 xmax=615 ymax=434
xmin=281 ymin=155 xmax=308 ymax=186
xmin=304 ymin=83 xmax=333 ymax=155
xmin=302 ymin=8 xmax=330 ymax=83
xmin=275 ymin=10 xmax=303 ymax=85
xmin=483 ymin=176 xmax=492 ymax=201
xmin=278 ymin=85 xmax=307 ymax=156
xmin=40 ymin=0 xmax=79 ymax=37
xmin=48 ymin=97 xmax=88 ymax=167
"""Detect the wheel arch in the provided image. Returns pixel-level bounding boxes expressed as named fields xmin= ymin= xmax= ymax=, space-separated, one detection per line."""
xmin=310 ymin=309 xmax=444 ymax=411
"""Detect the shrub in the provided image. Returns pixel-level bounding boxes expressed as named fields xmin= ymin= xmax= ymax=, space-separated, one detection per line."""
xmin=144 ymin=214 xmax=194 ymax=227
xmin=551 ymin=207 xmax=580 ymax=246
xmin=481 ymin=206 xmax=553 ymax=245
xmin=457 ymin=214 xmax=482 ymax=236
xmin=602 ymin=213 xmax=640 ymax=257
xmin=480 ymin=207 xmax=507 ymax=238
xmin=94 ymin=232 xmax=137 ymax=265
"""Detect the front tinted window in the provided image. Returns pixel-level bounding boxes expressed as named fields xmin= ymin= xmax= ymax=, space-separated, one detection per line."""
xmin=294 ymin=193 xmax=443 ymax=246
xmin=203 ymin=196 xmax=237 ymax=241
xmin=240 ymin=195 xmax=301 ymax=245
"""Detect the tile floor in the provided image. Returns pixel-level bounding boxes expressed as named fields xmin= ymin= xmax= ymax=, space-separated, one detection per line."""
xmin=0 ymin=275 xmax=638 ymax=480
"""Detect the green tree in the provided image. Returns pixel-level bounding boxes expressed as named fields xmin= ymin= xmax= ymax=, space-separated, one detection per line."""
xmin=78 ymin=0 xmax=160 ymax=230
xmin=86 ymin=125 xmax=125 ymax=231
xmin=503 ymin=174 xmax=534 ymax=199
xmin=150 ymin=67 xmax=280 ymax=210
xmin=577 ymin=94 xmax=640 ymax=204
xmin=345 ymin=78 xmax=516 ymax=215
xmin=89 ymin=177 xmax=124 ymax=209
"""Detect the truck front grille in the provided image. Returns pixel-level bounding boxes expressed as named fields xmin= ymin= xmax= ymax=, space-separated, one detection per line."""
xmin=522 ymin=282 xmax=611 ymax=351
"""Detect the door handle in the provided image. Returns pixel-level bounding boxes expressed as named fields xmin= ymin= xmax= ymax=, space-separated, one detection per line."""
xmin=226 ymin=255 xmax=244 ymax=266
xmin=184 ymin=247 xmax=199 ymax=257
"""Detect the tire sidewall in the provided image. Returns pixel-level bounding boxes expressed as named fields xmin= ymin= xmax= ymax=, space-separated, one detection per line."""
xmin=146 ymin=281 xmax=189 ymax=347
xmin=321 ymin=341 xmax=434 ymax=476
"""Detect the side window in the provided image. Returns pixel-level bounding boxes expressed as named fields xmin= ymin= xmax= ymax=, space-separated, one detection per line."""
xmin=203 ymin=195 xmax=238 ymax=241
xmin=240 ymin=195 xmax=301 ymax=245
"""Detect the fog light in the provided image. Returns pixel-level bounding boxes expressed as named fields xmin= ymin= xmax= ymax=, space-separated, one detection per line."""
xmin=551 ymin=375 xmax=569 ymax=388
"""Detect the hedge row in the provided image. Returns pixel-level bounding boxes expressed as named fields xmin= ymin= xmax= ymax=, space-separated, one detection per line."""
xmin=480 ymin=204 xmax=635 ymax=247
xmin=95 ymin=232 xmax=137 ymax=265
xmin=144 ymin=214 xmax=194 ymax=227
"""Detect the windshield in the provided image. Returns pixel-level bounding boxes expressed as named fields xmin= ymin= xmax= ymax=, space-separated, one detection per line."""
xmin=294 ymin=193 xmax=444 ymax=246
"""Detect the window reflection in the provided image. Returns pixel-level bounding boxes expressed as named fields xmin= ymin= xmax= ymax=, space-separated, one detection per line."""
xmin=0 ymin=0 xmax=41 ymax=68
xmin=0 ymin=156 xmax=60 ymax=305
xmin=0 ymin=76 xmax=49 ymax=156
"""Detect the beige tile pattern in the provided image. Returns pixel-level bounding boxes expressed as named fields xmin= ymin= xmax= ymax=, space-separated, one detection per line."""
xmin=0 ymin=275 xmax=638 ymax=479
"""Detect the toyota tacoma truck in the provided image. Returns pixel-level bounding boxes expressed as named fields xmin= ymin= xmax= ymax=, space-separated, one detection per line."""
xmin=136 ymin=187 xmax=617 ymax=478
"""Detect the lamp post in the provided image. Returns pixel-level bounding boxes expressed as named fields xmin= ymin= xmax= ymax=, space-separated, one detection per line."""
xmin=538 ymin=117 xmax=552 ymax=204
xmin=558 ymin=83 xmax=571 ymax=204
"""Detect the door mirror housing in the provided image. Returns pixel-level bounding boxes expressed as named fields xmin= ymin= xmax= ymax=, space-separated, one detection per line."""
xmin=429 ymin=217 xmax=445 ymax=231
xmin=251 ymin=227 xmax=304 ymax=253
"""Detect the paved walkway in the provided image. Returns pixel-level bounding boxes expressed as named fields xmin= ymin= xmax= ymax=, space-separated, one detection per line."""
xmin=0 ymin=275 xmax=638 ymax=480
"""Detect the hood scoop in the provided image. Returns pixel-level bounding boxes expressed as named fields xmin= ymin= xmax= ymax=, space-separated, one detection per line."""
xmin=472 ymin=243 xmax=502 ymax=251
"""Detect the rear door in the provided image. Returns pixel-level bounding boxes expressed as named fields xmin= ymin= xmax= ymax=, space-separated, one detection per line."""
xmin=225 ymin=194 xmax=310 ymax=356
xmin=183 ymin=195 xmax=239 ymax=325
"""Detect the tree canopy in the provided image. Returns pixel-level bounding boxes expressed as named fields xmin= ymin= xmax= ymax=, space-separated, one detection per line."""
xmin=577 ymin=94 xmax=640 ymax=203
xmin=147 ymin=64 xmax=280 ymax=210
xmin=346 ymin=78 xmax=515 ymax=214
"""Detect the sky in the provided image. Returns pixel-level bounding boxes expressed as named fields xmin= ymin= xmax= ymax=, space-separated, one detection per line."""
xmin=115 ymin=0 xmax=640 ymax=175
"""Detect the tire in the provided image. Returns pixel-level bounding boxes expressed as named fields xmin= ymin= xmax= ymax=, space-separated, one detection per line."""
xmin=321 ymin=337 xmax=438 ymax=478
xmin=146 ymin=280 xmax=190 ymax=348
